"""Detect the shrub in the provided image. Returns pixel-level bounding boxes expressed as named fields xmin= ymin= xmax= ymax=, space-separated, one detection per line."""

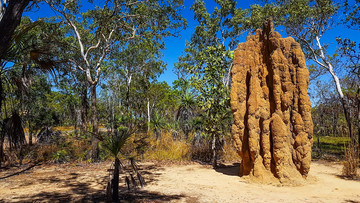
xmin=144 ymin=131 xmax=191 ymax=161
xmin=342 ymin=144 xmax=359 ymax=179
xmin=52 ymin=149 xmax=69 ymax=163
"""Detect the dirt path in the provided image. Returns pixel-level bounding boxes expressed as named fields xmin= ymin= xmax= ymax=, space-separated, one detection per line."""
xmin=0 ymin=161 xmax=359 ymax=202
xmin=145 ymin=161 xmax=360 ymax=203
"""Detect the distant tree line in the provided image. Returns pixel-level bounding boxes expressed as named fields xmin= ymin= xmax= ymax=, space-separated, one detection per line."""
xmin=0 ymin=0 xmax=359 ymax=170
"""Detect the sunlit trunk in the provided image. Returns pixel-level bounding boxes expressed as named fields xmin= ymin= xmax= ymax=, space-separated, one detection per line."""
xmin=212 ymin=133 xmax=217 ymax=168
xmin=315 ymin=36 xmax=354 ymax=144
xmin=91 ymin=83 xmax=99 ymax=161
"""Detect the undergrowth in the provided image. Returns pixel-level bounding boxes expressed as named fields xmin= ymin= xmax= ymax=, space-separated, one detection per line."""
xmin=342 ymin=144 xmax=359 ymax=179
xmin=312 ymin=135 xmax=351 ymax=159
xmin=143 ymin=132 xmax=191 ymax=161
xmin=1 ymin=129 xmax=240 ymax=166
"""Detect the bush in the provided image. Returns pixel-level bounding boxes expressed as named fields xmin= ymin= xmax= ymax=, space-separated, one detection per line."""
xmin=342 ymin=144 xmax=359 ymax=179
xmin=144 ymin=131 xmax=191 ymax=161
xmin=52 ymin=149 xmax=69 ymax=163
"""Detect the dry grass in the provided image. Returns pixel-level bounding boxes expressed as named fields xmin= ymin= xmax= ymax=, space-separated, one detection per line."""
xmin=221 ymin=137 xmax=240 ymax=162
xmin=342 ymin=144 xmax=359 ymax=179
xmin=3 ymin=128 xmax=239 ymax=166
xmin=53 ymin=126 xmax=75 ymax=132
xmin=143 ymin=132 xmax=191 ymax=161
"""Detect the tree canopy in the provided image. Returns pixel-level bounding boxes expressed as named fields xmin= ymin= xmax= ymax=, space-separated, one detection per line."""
xmin=0 ymin=0 xmax=359 ymax=177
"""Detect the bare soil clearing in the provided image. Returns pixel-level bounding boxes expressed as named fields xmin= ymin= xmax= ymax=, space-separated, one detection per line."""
xmin=0 ymin=161 xmax=359 ymax=202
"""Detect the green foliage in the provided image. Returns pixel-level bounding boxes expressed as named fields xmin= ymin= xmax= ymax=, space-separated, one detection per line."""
xmin=151 ymin=111 xmax=167 ymax=138
xmin=177 ymin=0 xmax=241 ymax=140
xmin=52 ymin=149 xmax=69 ymax=163
xmin=175 ymin=0 xmax=243 ymax=166
xmin=313 ymin=134 xmax=350 ymax=154
xmin=343 ymin=0 xmax=360 ymax=30
xmin=102 ymin=127 xmax=133 ymax=158
xmin=336 ymin=36 xmax=360 ymax=80
xmin=246 ymin=0 xmax=338 ymax=58
xmin=45 ymin=0 xmax=187 ymax=83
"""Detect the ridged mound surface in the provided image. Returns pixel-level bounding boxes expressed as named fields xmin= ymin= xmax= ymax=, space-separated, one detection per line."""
xmin=230 ymin=20 xmax=313 ymax=184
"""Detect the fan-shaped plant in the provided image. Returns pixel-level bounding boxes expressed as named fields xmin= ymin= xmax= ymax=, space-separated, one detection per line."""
xmin=102 ymin=127 xmax=145 ymax=202
xmin=151 ymin=112 xmax=167 ymax=139
xmin=0 ymin=112 xmax=26 ymax=166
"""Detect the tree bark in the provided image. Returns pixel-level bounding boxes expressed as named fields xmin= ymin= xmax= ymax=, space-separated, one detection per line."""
xmin=90 ymin=83 xmax=99 ymax=161
xmin=340 ymin=97 xmax=354 ymax=145
xmin=80 ymin=82 xmax=88 ymax=134
xmin=28 ymin=131 xmax=32 ymax=145
xmin=0 ymin=76 xmax=3 ymax=117
xmin=357 ymin=88 xmax=360 ymax=153
xmin=0 ymin=134 xmax=4 ymax=167
xmin=112 ymin=157 xmax=120 ymax=202
xmin=126 ymin=73 xmax=131 ymax=113
xmin=0 ymin=0 xmax=30 ymax=58
xmin=314 ymin=36 xmax=355 ymax=145
xmin=212 ymin=133 xmax=217 ymax=168
xmin=147 ymin=98 xmax=150 ymax=133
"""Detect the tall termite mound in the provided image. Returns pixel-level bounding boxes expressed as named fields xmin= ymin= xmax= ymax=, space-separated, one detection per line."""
xmin=230 ymin=19 xmax=313 ymax=184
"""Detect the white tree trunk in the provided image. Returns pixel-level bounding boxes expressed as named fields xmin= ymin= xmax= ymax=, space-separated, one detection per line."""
xmin=314 ymin=35 xmax=353 ymax=141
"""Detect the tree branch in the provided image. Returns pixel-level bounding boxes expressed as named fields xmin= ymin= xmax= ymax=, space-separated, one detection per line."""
xmin=45 ymin=1 xmax=90 ymax=68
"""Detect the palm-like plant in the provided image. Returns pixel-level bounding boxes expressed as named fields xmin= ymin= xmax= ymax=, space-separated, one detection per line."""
xmin=176 ymin=91 xmax=197 ymax=139
xmin=0 ymin=18 xmax=62 ymax=154
xmin=102 ymin=127 xmax=145 ymax=202
xmin=102 ymin=127 xmax=131 ymax=158
xmin=151 ymin=112 xmax=167 ymax=139
xmin=0 ymin=112 xmax=26 ymax=166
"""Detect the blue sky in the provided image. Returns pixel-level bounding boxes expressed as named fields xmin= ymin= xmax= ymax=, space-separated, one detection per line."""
xmin=158 ymin=0 xmax=255 ymax=85
xmin=157 ymin=0 xmax=359 ymax=91
xmin=23 ymin=0 xmax=256 ymax=86
xmin=23 ymin=0 xmax=359 ymax=104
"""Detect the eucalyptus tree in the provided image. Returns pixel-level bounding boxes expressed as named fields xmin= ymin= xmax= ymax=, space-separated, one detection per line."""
xmin=336 ymin=35 xmax=360 ymax=149
xmin=248 ymin=0 xmax=357 ymax=143
xmin=147 ymin=82 xmax=178 ymax=134
xmin=109 ymin=38 xmax=166 ymax=130
xmin=177 ymin=0 xmax=247 ymax=167
xmin=337 ymin=0 xmax=360 ymax=149
xmin=44 ymin=0 xmax=186 ymax=160
xmin=100 ymin=37 xmax=167 ymax=135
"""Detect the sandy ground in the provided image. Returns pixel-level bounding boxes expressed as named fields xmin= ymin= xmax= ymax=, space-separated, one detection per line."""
xmin=0 ymin=160 xmax=359 ymax=203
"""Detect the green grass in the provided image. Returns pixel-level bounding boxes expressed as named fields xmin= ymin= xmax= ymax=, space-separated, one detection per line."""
xmin=312 ymin=135 xmax=350 ymax=157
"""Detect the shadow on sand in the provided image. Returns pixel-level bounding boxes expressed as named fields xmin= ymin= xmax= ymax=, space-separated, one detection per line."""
xmin=0 ymin=163 xmax=185 ymax=202
xmin=0 ymin=162 xmax=40 ymax=180
xmin=214 ymin=163 xmax=240 ymax=176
